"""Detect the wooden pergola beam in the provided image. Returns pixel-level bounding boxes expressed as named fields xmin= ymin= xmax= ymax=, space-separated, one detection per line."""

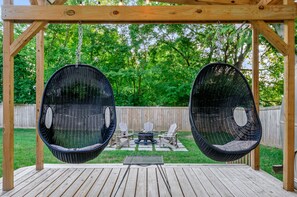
xmin=250 ymin=21 xmax=288 ymax=55
xmin=2 ymin=5 xmax=296 ymax=23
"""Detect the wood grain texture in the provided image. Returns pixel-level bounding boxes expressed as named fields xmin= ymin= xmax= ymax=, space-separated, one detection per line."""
xmin=2 ymin=19 xmax=14 ymax=191
xmin=251 ymin=26 xmax=260 ymax=170
xmin=35 ymin=30 xmax=44 ymax=171
xmin=1 ymin=165 xmax=296 ymax=196
xmin=283 ymin=2 xmax=295 ymax=189
xmin=2 ymin=5 xmax=296 ymax=23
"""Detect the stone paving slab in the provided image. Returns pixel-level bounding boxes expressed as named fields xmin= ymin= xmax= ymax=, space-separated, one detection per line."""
xmin=105 ymin=138 xmax=188 ymax=151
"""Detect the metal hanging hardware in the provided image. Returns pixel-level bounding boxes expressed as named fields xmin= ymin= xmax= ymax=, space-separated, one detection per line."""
xmin=76 ymin=22 xmax=83 ymax=66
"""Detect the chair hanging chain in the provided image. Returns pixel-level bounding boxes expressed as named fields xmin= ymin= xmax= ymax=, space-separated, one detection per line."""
xmin=76 ymin=22 xmax=83 ymax=65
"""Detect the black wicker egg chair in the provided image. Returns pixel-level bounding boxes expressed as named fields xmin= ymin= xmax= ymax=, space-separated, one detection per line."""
xmin=38 ymin=64 xmax=116 ymax=163
xmin=189 ymin=62 xmax=262 ymax=162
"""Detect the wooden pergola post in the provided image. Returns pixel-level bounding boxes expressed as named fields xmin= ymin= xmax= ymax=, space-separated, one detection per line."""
xmin=283 ymin=0 xmax=295 ymax=191
xmin=35 ymin=30 xmax=44 ymax=170
xmin=251 ymin=26 xmax=260 ymax=170
xmin=2 ymin=0 xmax=14 ymax=191
xmin=35 ymin=0 xmax=45 ymax=171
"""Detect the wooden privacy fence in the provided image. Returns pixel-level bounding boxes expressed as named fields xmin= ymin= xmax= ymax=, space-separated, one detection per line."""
xmin=0 ymin=104 xmax=282 ymax=148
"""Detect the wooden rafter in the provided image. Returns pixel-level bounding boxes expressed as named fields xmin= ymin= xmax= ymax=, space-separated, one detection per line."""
xmin=250 ymin=21 xmax=288 ymax=55
xmin=2 ymin=5 xmax=296 ymax=23
xmin=9 ymin=0 xmax=67 ymax=57
xmin=10 ymin=22 xmax=47 ymax=57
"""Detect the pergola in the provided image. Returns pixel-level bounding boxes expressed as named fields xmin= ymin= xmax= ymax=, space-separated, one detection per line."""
xmin=1 ymin=0 xmax=296 ymax=192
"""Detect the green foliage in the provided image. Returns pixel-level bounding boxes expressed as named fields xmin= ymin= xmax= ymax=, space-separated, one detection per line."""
xmin=0 ymin=23 xmax=36 ymax=104
xmin=0 ymin=19 xmax=294 ymax=106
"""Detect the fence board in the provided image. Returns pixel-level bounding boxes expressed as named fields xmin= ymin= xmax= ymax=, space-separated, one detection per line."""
xmin=0 ymin=104 xmax=282 ymax=148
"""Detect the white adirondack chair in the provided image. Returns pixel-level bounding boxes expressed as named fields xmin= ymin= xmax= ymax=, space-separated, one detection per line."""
xmin=159 ymin=123 xmax=178 ymax=149
xmin=115 ymin=122 xmax=134 ymax=149
xmin=143 ymin=122 xmax=154 ymax=132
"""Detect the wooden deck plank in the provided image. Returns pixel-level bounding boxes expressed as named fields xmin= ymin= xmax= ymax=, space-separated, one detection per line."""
xmin=202 ymin=167 xmax=234 ymax=197
xmin=135 ymin=167 xmax=147 ymax=196
xmin=174 ymin=168 xmax=196 ymax=197
xmin=48 ymin=168 xmax=85 ymax=197
xmin=2 ymin=169 xmax=51 ymax=196
xmin=240 ymin=168 xmax=296 ymax=197
xmin=156 ymin=167 xmax=171 ymax=197
xmin=231 ymin=168 xmax=273 ymax=197
xmin=182 ymin=167 xmax=209 ymax=197
xmin=0 ymin=166 xmax=34 ymax=187
xmin=210 ymin=167 xmax=247 ymax=197
xmin=192 ymin=167 xmax=221 ymax=196
xmin=112 ymin=168 xmax=128 ymax=197
xmin=73 ymin=168 xmax=103 ymax=197
xmin=87 ymin=168 xmax=112 ymax=196
xmin=99 ymin=168 xmax=121 ymax=196
xmin=11 ymin=168 xmax=58 ymax=196
xmin=165 ymin=168 xmax=184 ymax=197
xmin=220 ymin=168 xmax=260 ymax=197
xmin=63 ymin=168 xmax=94 ymax=196
xmin=36 ymin=168 xmax=76 ymax=196
xmin=2 ymin=164 xmax=297 ymax=197
xmin=123 ymin=168 xmax=138 ymax=196
xmin=11 ymin=167 xmax=39 ymax=186
xmin=24 ymin=168 xmax=68 ymax=197
xmin=147 ymin=167 xmax=159 ymax=197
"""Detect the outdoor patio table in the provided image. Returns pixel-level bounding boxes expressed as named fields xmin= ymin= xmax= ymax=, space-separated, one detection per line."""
xmin=114 ymin=156 xmax=171 ymax=196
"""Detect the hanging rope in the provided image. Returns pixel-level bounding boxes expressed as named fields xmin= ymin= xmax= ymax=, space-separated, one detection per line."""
xmin=76 ymin=22 xmax=83 ymax=65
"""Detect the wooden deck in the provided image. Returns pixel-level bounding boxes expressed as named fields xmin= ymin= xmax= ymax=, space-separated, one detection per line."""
xmin=0 ymin=164 xmax=296 ymax=197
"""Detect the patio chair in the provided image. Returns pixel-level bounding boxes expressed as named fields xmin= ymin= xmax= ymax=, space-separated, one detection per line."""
xmin=116 ymin=122 xmax=134 ymax=149
xmin=38 ymin=64 xmax=116 ymax=163
xmin=159 ymin=123 xmax=178 ymax=149
xmin=143 ymin=121 xmax=154 ymax=132
xmin=189 ymin=63 xmax=262 ymax=162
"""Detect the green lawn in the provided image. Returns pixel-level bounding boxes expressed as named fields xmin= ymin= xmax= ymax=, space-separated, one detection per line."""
xmin=0 ymin=129 xmax=283 ymax=180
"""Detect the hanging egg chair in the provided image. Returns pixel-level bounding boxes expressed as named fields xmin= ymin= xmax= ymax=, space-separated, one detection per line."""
xmin=189 ymin=62 xmax=262 ymax=162
xmin=38 ymin=64 xmax=116 ymax=163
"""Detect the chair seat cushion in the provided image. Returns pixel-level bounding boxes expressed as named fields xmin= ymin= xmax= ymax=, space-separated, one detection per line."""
xmin=214 ymin=140 xmax=257 ymax=152
xmin=51 ymin=143 xmax=102 ymax=152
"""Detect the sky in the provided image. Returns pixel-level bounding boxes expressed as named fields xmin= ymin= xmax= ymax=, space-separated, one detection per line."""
xmin=0 ymin=0 xmax=30 ymax=5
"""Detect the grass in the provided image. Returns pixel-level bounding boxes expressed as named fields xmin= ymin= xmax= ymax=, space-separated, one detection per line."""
xmin=0 ymin=129 xmax=283 ymax=181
